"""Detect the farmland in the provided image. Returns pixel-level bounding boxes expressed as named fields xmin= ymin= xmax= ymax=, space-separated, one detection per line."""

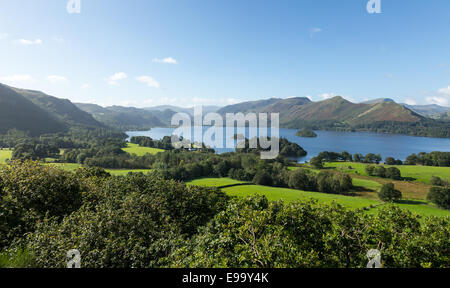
xmin=186 ymin=177 xmax=248 ymax=187
xmin=122 ymin=143 xmax=164 ymax=156
xmin=188 ymin=177 xmax=450 ymax=217
xmin=325 ymin=162 xmax=450 ymax=184
xmin=0 ymin=149 xmax=12 ymax=164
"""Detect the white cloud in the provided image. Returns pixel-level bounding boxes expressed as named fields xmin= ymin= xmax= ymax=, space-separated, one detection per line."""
xmin=153 ymin=57 xmax=178 ymax=64
xmin=426 ymin=85 xmax=450 ymax=106
xmin=0 ymin=74 xmax=37 ymax=86
xmin=47 ymin=75 xmax=68 ymax=83
xmin=0 ymin=33 xmax=8 ymax=40
xmin=17 ymin=39 xmax=42 ymax=45
xmin=404 ymin=98 xmax=417 ymax=106
xmin=107 ymin=72 xmax=127 ymax=85
xmin=437 ymin=86 xmax=450 ymax=95
xmin=319 ymin=93 xmax=336 ymax=99
xmin=310 ymin=27 xmax=322 ymax=38
xmin=426 ymin=97 xmax=448 ymax=106
xmin=81 ymin=83 xmax=91 ymax=89
xmin=136 ymin=76 xmax=160 ymax=88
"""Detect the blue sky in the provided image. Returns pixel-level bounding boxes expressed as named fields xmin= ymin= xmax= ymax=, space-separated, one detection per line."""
xmin=0 ymin=0 xmax=449 ymax=107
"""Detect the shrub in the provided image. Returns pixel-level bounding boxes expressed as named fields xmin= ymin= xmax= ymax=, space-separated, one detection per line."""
xmin=0 ymin=160 xmax=83 ymax=248
xmin=288 ymin=169 xmax=316 ymax=191
xmin=386 ymin=167 xmax=402 ymax=180
xmin=378 ymin=183 xmax=402 ymax=202
xmin=427 ymin=186 xmax=450 ymax=210
xmin=310 ymin=157 xmax=323 ymax=169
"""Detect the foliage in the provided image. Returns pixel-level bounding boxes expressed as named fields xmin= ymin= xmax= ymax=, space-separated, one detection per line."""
xmin=378 ymin=183 xmax=402 ymax=203
xmin=296 ymin=128 xmax=318 ymax=138
xmin=166 ymin=196 xmax=450 ymax=268
xmin=427 ymin=186 xmax=450 ymax=210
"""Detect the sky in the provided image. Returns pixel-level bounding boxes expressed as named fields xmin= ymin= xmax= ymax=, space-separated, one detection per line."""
xmin=0 ymin=0 xmax=449 ymax=108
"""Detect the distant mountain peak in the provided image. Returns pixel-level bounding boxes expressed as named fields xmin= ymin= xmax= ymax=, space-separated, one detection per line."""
xmin=362 ymin=98 xmax=396 ymax=104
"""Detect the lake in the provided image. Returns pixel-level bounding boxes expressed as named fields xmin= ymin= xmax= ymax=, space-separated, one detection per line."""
xmin=126 ymin=127 xmax=450 ymax=163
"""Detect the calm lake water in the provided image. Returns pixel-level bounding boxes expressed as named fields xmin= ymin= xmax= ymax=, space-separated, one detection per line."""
xmin=126 ymin=127 xmax=450 ymax=163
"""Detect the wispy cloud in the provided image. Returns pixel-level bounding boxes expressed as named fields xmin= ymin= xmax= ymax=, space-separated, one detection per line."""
xmin=319 ymin=92 xmax=336 ymax=99
xmin=107 ymin=72 xmax=127 ymax=85
xmin=403 ymin=98 xmax=417 ymax=106
xmin=153 ymin=57 xmax=178 ymax=64
xmin=81 ymin=83 xmax=91 ymax=89
xmin=136 ymin=76 xmax=160 ymax=88
xmin=309 ymin=27 xmax=322 ymax=38
xmin=47 ymin=75 xmax=68 ymax=83
xmin=0 ymin=33 xmax=8 ymax=40
xmin=426 ymin=85 xmax=450 ymax=106
xmin=17 ymin=39 xmax=42 ymax=45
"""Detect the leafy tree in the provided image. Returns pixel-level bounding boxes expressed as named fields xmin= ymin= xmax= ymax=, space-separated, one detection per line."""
xmin=427 ymin=187 xmax=450 ymax=210
xmin=386 ymin=167 xmax=402 ymax=180
xmin=379 ymin=183 xmax=402 ymax=203
xmin=288 ymin=169 xmax=316 ymax=191
xmin=310 ymin=157 xmax=323 ymax=169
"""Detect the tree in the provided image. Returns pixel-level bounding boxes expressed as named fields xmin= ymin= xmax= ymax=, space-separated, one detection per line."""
xmin=374 ymin=166 xmax=386 ymax=178
xmin=430 ymin=176 xmax=446 ymax=187
xmin=378 ymin=183 xmax=402 ymax=202
xmin=386 ymin=167 xmax=402 ymax=180
xmin=427 ymin=187 xmax=450 ymax=210
xmin=310 ymin=157 xmax=323 ymax=169
xmin=365 ymin=165 xmax=375 ymax=176
xmin=288 ymin=169 xmax=316 ymax=191
xmin=253 ymin=170 xmax=273 ymax=186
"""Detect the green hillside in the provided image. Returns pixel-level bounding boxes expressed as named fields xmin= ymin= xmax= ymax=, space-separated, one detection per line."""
xmin=75 ymin=103 xmax=172 ymax=130
xmin=0 ymin=84 xmax=67 ymax=135
xmin=14 ymin=88 xmax=102 ymax=128
xmin=218 ymin=96 xmax=449 ymax=137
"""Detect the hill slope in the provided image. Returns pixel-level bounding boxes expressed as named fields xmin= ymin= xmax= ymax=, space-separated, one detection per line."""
xmin=75 ymin=104 xmax=173 ymax=130
xmin=218 ymin=96 xmax=450 ymax=137
xmin=0 ymin=84 xmax=67 ymax=135
xmin=13 ymin=87 xmax=103 ymax=128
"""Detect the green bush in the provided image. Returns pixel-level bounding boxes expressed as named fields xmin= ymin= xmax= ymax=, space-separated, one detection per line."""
xmin=166 ymin=196 xmax=450 ymax=268
xmin=386 ymin=167 xmax=402 ymax=180
xmin=427 ymin=186 xmax=450 ymax=210
xmin=0 ymin=160 xmax=83 ymax=248
xmin=379 ymin=183 xmax=402 ymax=202
xmin=24 ymin=174 xmax=229 ymax=268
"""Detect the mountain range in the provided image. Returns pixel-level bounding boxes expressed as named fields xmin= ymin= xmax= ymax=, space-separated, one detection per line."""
xmin=0 ymin=82 xmax=449 ymax=137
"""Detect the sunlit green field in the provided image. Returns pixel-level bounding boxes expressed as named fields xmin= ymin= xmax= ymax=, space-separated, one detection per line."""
xmin=352 ymin=178 xmax=382 ymax=191
xmin=0 ymin=149 xmax=12 ymax=164
xmin=325 ymin=162 xmax=450 ymax=184
xmin=186 ymin=177 xmax=248 ymax=187
xmin=122 ymin=143 xmax=164 ymax=156
xmin=368 ymin=201 xmax=450 ymax=218
xmin=188 ymin=177 xmax=449 ymax=217
xmin=222 ymin=184 xmax=380 ymax=209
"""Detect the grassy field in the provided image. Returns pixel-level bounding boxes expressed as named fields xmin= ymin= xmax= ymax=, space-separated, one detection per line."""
xmin=352 ymin=178 xmax=382 ymax=191
xmin=186 ymin=177 xmax=249 ymax=187
xmin=222 ymin=184 xmax=380 ymax=209
xmin=122 ymin=143 xmax=164 ymax=156
xmin=0 ymin=149 xmax=12 ymax=164
xmin=189 ymin=177 xmax=450 ymax=217
xmin=325 ymin=162 xmax=450 ymax=184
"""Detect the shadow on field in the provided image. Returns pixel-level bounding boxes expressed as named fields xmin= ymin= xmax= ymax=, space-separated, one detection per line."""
xmin=396 ymin=199 xmax=426 ymax=205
